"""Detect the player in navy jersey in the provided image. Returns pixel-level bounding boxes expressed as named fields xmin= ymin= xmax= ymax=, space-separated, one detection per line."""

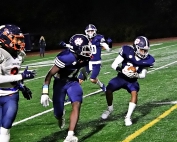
xmin=0 ymin=24 xmax=35 ymax=142
xmin=40 ymin=34 xmax=92 ymax=142
xmin=101 ymin=36 xmax=155 ymax=126
xmin=78 ymin=24 xmax=111 ymax=92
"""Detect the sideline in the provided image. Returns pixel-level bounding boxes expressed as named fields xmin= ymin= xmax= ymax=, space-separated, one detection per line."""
xmin=13 ymin=60 xmax=177 ymax=126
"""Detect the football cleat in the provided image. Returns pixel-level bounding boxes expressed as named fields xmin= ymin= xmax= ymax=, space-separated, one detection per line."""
xmin=124 ymin=117 xmax=132 ymax=126
xmin=63 ymin=135 xmax=78 ymax=142
xmin=100 ymin=84 xmax=106 ymax=92
xmin=101 ymin=109 xmax=113 ymax=119
xmin=58 ymin=110 xmax=65 ymax=129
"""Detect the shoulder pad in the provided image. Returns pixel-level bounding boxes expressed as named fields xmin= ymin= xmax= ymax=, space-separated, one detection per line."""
xmin=55 ymin=50 xmax=69 ymax=68
xmin=55 ymin=50 xmax=75 ymax=68
xmin=95 ymin=34 xmax=104 ymax=41
xmin=119 ymin=45 xmax=134 ymax=57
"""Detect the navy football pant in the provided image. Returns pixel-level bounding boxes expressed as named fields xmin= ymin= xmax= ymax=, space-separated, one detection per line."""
xmin=0 ymin=93 xmax=19 ymax=129
xmin=107 ymin=76 xmax=140 ymax=93
xmin=52 ymin=79 xmax=83 ymax=119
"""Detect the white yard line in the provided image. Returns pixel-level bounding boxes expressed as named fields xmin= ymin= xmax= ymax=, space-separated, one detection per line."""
xmin=21 ymin=43 xmax=177 ymax=68
xmin=13 ymin=60 xmax=177 ymax=126
xmin=12 ymin=89 xmax=102 ymax=126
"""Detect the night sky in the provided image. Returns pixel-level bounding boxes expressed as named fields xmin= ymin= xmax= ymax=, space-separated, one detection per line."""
xmin=2 ymin=0 xmax=177 ymax=48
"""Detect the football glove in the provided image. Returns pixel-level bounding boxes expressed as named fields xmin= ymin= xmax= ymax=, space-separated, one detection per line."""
xmin=59 ymin=41 xmax=66 ymax=48
xmin=21 ymin=66 xmax=36 ymax=79
xmin=41 ymin=84 xmax=52 ymax=107
xmin=18 ymin=83 xmax=32 ymax=100
xmin=40 ymin=94 xmax=52 ymax=107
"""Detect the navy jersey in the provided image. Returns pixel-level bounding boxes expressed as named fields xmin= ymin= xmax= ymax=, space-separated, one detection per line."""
xmin=90 ymin=34 xmax=105 ymax=61
xmin=118 ymin=45 xmax=155 ymax=82
xmin=54 ymin=49 xmax=89 ymax=81
xmin=119 ymin=45 xmax=155 ymax=72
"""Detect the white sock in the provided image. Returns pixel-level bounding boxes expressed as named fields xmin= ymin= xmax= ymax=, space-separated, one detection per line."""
xmin=0 ymin=134 xmax=10 ymax=142
xmin=68 ymin=131 xmax=74 ymax=136
xmin=108 ymin=105 xmax=113 ymax=111
xmin=125 ymin=102 xmax=136 ymax=118
xmin=96 ymin=79 xmax=103 ymax=87
xmin=0 ymin=127 xmax=10 ymax=142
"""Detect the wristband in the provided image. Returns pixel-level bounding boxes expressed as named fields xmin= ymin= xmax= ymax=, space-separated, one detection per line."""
xmin=42 ymin=84 xmax=49 ymax=94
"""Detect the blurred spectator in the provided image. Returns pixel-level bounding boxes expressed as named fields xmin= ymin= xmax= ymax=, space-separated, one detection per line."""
xmin=39 ymin=36 xmax=46 ymax=57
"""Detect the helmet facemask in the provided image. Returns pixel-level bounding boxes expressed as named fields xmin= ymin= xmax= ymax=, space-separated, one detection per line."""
xmin=0 ymin=25 xmax=25 ymax=52
xmin=5 ymin=33 xmax=25 ymax=51
xmin=80 ymin=45 xmax=92 ymax=57
xmin=135 ymin=45 xmax=149 ymax=59
xmin=85 ymin=30 xmax=96 ymax=38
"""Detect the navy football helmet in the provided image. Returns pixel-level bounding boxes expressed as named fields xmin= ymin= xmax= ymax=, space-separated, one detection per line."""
xmin=69 ymin=34 xmax=92 ymax=57
xmin=0 ymin=24 xmax=25 ymax=51
xmin=85 ymin=24 xmax=97 ymax=38
xmin=133 ymin=36 xmax=150 ymax=59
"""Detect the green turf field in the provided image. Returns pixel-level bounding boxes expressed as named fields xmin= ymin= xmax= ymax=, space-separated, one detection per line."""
xmin=11 ymin=40 xmax=177 ymax=142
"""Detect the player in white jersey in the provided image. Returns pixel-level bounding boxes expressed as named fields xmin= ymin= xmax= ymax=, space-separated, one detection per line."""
xmin=0 ymin=24 xmax=35 ymax=142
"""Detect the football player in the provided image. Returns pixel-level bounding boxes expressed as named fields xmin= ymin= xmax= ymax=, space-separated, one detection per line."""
xmin=78 ymin=24 xmax=112 ymax=92
xmin=0 ymin=24 xmax=35 ymax=142
xmin=40 ymin=34 xmax=92 ymax=142
xmin=101 ymin=36 xmax=155 ymax=126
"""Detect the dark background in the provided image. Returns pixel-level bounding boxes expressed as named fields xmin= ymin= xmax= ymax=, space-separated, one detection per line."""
xmin=2 ymin=0 xmax=177 ymax=50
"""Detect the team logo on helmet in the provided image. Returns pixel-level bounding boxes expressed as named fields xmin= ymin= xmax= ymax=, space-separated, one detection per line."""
xmin=74 ymin=38 xmax=83 ymax=46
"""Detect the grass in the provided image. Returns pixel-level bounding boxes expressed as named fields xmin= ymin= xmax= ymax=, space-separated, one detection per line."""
xmin=10 ymin=40 xmax=177 ymax=142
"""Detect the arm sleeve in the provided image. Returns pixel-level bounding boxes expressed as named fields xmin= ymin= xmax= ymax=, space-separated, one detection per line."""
xmin=0 ymin=74 xmax=22 ymax=84
xmin=66 ymin=44 xmax=73 ymax=48
xmin=111 ymin=55 xmax=124 ymax=70
xmin=138 ymin=68 xmax=148 ymax=79
xmin=100 ymin=42 xmax=111 ymax=52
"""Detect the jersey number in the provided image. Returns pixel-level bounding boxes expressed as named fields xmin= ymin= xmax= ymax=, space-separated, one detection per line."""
xmin=91 ymin=45 xmax=97 ymax=54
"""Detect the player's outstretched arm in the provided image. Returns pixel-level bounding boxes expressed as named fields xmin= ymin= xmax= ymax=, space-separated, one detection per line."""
xmin=100 ymin=42 xmax=111 ymax=52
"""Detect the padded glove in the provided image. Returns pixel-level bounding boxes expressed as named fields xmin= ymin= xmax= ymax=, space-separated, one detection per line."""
xmin=21 ymin=66 xmax=36 ymax=79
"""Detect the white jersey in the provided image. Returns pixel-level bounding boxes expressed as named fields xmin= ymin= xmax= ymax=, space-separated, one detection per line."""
xmin=0 ymin=47 xmax=23 ymax=96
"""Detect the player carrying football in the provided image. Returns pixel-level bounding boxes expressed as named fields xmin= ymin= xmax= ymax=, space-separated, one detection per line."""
xmin=101 ymin=36 xmax=155 ymax=126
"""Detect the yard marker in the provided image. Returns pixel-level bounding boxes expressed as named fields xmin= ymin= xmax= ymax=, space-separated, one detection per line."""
xmin=104 ymin=72 xmax=110 ymax=74
xmin=122 ymin=104 xmax=177 ymax=142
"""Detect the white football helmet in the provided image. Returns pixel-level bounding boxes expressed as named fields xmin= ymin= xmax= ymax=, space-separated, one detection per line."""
xmin=85 ymin=24 xmax=97 ymax=38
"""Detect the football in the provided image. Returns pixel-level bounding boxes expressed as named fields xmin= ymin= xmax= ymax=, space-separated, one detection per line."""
xmin=127 ymin=66 xmax=136 ymax=73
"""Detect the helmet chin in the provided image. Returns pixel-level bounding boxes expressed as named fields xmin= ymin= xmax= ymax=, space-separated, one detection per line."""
xmin=135 ymin=49 xmax=148 ymax=59
xmin=86 ymin=33 xmax=94 ymax=38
